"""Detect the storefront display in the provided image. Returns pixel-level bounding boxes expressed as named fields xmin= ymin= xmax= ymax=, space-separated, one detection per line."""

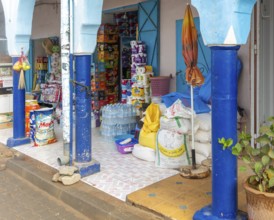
xmin=92 ymin=24 xmax=119 ymax=110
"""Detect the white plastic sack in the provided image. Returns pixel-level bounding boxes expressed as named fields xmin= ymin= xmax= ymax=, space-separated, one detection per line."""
xmin=155 ymin=129 xmax=190 ymax=168
xmin=196 ymin=113 xmax=211 ymax=131
xmin=158 ymin=103 xmax=167 ymax=115
xmin=189 ymin=142 xmax=211 ymax=158
xmin=160 ymin=116 xmax=198 ymax=134
xmin=194 ymin=130 xmax=211 ymax=143
xmin=132 ymin=144 xmax=155 ymax=162
xmin=165 ymin=99 xmax=194 ymax=119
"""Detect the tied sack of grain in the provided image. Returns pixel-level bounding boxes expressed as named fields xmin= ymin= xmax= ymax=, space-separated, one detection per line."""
xmin=155 ymin=129 xmax=191 ymax=169
xmin=139 ymin=103 xmax=161 ymax=149
xmin=160 ymin=116 xmax=199 ymax=135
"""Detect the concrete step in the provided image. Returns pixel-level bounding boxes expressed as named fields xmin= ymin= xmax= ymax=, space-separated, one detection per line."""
xmin=6 ymin=153 xmax=163 ymax=220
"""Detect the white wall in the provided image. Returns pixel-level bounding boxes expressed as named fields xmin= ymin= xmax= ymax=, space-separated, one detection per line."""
xmin=159 ymin=0 xmax=199 ymax=91
xmin=31 ymin=3 xmax=60 ymax=39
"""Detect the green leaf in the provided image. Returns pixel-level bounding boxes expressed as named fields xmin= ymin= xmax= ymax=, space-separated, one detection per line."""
xmin=219 ymin=138 xmax=233 ymax=150
xmin=218 ymin=138 xmax=224 ymax=144
xmin=269 ymin=177 xmax=274 ymax=188
xmin=243 ymin=155 xmax=251 ymax=164
xmin=268 ymin=149 xmax=274 ymax=159
xmin=266 ymin=130 xmax=274 ymax=137
xmin=232 ymin=148 xmax=240 ymax=156
xmin=262 ymin=155 xmax=271 ymax=166
xmin=251 ymin=148 xmax=260 ymax=156
xmin=239 ymin=131 xmax=252 ymax=141
xmin=261 ymin=145 xmax=270 ymax=155
xmin=259 ymin=183 xmax=264 ymax=192
xmin=256 ymin=135 xmax=271 ymax=145
xmin=255 ymin=176 xmax=260 ymax=182
xmin=242 ymin=140 xmax=250 ymax=146
xmin=259 ymin=126 xmax=271 ymax=134
xmin=266 ymin=168 xmax=274 ymax=179
xmin=249 ymin=176 xmax=256 ymax=184
xmin=239 ymin=166 xmax=247 ymax=172
xmin=226 ymin=138 xmax=233 ymax=147
xmin=255 ymin=162 xmax=263 ymax=174
xmin=232 ymin=143 xmax=242 ymax=155
xmin=268 ymin=116 xmax=274 ymax=122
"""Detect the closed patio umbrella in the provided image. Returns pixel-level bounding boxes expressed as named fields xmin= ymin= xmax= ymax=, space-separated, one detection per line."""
xmin=181 ymin=4 xmax=205 ymax=173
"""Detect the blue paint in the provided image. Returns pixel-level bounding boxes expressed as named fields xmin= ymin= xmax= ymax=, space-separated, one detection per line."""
xmin=211 ymin=46 xmax=240 ymax=219
xmin=179 ymin=205 xmax=188 ymax=210
xmin=194 ymin=46 xmax=245 ymax=219
xmin=191 ymin=0 xmax=256 ymax=45
xmin=193 ymin=206 xmax=247 ymax=220
xmin=148 ymin=193 xmax=156 ymax=197
xmin=75 ymin=55 xmax=92 ymax=163
xmin=69 ymin=54 xmax=74 ymax=166
xmin=138 ymin=0 xmax=159 ymax=75
xmin=7 ymin=57 xmax=30 ymax=147
xmin=76 ymin=160 xmax=100 ymax=177
xmin=176 ymin=18 xmax=211 ymax=93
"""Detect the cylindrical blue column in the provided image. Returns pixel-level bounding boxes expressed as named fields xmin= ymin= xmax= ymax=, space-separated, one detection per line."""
xmin=69 ymin=54 xmax=74 ymax=165
xmin=12 ymin=57 xmax=26 ymax=139
xmin=75 ymin=55 xmax=92 ymax=163
xmin=211 ymin=46 xmax=240 ymax=218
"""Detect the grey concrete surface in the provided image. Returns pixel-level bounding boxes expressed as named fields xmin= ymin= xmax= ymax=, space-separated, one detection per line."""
xmin=0 ymin=143 xmax=163 ymax=220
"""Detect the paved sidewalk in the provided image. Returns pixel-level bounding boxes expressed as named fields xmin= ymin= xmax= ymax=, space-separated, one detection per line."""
xmin=0 ymin=143 xmax=161 ymax=220
xmin=0 ymin=143 xmax=88 ymax=220
xmin=0 ymin=169 xmax=89 ymax=220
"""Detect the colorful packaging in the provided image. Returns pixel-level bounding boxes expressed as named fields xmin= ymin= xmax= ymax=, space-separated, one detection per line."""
xmin=34 ymin=108 xmax=57 ymax=146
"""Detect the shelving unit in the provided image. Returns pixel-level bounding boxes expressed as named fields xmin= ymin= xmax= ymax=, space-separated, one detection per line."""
xmin=92 ymin=24 xmax=119 ymax=110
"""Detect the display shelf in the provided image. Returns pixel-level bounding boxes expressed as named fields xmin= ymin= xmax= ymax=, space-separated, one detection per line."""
xmin=0 ymin=63 xmax=13 ymax=113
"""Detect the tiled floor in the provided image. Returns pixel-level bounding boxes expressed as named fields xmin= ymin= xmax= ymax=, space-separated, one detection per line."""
xmin=127 ymin=164 xmax=249 ymax=220
xmin=0 ymin=123 xmax=178 ymax=201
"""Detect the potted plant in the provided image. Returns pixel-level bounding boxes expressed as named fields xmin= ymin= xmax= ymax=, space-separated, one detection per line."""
xmin=221 ymin=117 xmax=274 ymax=219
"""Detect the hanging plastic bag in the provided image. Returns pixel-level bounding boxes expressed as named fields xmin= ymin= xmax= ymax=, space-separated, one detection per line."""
xmin=139 ymin=103 xmax=161 ymax=149
xmin=12 ymin=51 xmax=31 ymax=89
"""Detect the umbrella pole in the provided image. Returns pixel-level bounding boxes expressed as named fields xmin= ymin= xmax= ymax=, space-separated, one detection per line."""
xmin=179 ymin=85 xmax=209 ymax=179
xmin=191 ymin=85 xmax=196 ymax=169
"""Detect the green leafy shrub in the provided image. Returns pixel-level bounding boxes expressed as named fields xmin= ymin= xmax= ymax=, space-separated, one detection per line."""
xmin=231 ymin=117 xmax=274 ymax=192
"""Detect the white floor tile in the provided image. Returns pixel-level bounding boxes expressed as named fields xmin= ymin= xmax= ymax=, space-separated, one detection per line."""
xmin=0 ymin=124 xmax=178 ymax=201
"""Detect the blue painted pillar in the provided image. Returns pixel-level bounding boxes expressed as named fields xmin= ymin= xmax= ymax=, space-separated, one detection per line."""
xmin=211 ymin=46 xmax=239 ymax=217
xmin=7 ymin=57 xmax=31 ymax=147
xmin=74 ymin=55 xmax=100 ymax=176
xmin=72 ymin=0 xmax=103 ymax=176
xmin=194 ymin=46 xmax=246 ymax=220
xmin=75 ymin=55 xmax=92 ymax=162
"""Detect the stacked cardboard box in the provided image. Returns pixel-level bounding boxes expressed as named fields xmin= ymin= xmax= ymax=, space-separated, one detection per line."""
xmin=92 ymin=24 xmax=119 ymax=110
